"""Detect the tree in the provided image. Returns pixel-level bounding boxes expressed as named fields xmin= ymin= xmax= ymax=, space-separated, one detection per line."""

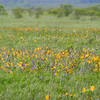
xmin=60 ymin=4 xmax=73 ymax=16
xmin=27 ymin=7 xmax=35 ymax=16
xmin=51 ymin=8 xmax=58 ymax=15
xmin=12 ymin=7 xmax=25 ymax=18
xmin=35 ymin=7 xmax=43 ymax=18
xmin=0 ymin=5 xmax=7 ymax=15
xmin=57 ymin=8 xmax=64 ymax=18
xmin=87 ymin=5 xmax=100 ymax=11
xmin=73 ymin=8 xmax=82 ymax=19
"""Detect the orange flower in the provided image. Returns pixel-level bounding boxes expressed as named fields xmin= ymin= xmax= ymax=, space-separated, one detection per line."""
xmin=82 ymin=87 xmax=86 ymax=92
xmin=65 ymin=92 xmax=68 ymax=96
xmin=90 ymin=86 xmax=95 ymax=92
xmin=10 ymin=71 xmax=13 ymax=74
xmin=46 ymin=95 xmax=50 ymax=100
xmin=69 ymin=94 xmax=72 ymax=97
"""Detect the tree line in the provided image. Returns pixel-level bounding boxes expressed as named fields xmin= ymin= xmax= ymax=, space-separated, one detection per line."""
xmin=0 ymin=4 xmax=100 ymax=20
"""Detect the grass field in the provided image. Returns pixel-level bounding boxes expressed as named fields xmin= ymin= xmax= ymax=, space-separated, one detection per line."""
xmin=0 ymin=13 xmax=100 ymax=100
xmin=0 ymin=13 xmax=100 ymax=28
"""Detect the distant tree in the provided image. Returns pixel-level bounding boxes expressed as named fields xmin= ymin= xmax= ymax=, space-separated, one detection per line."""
xmin=0 ymin=5 xmax=7 ymax=15
xmin=60 ymin=4 xmax=73 ymax=16
xmin=57 ymin=8 xmax=64 ymax=17
xmin=51 ymin=8 xmax=58 ymax=15
xmin=12 ymin=7 xmax=25 ymax=18
xmin=73 ymin=8 xmax=82 ymax=19
xmin=87 ymin=5 xmax=100 ymax=20
xmin=87 ymin=5 xmax=100 ymax=11
xmin=88 ymin=10 xmax=96 ymax=16
xmin=79 ymin=8 xmax=88 ymax=15
xmin=27 ymin=7 xmax=35 ymax=16
xmin=46 ymin=8 xmax=53 ymax=14
xmin=35 ymin=7 xmax=43 ymax=18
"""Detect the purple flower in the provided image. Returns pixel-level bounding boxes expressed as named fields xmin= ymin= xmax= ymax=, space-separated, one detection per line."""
xmin=20 ymin=69 xmax=24 ymax=71
xmin=41 ymin=62 xmax=44 ymax=64
xmin=40 ymin=77 xmax=43 ymax=79
xmin=31 ymin=61 xmax=34 ymax=63
xmin=6 ymin=57 xmax=9 ymax=60
xmin=70 ymin=56 xmax=73 ymax=58
xmin=46 ymin=67 xmax=48 ymax=70
xmin=62 ymin=79 xmax=64 ymax=81
xmin=22 ymin=64 xmax=26 ymax=67
xmin=92 ymin=53 xmax=94 ymax=55
xmin=80 ymin=69 xmax=85 ymax=72
xmin=50 ymin=59 xmax=52 ymax=61
xmin=64 ymin=69 xmax=67 ymax=71
xmin=76 ymin=71 xmax=78 ymax=73
xmin=31 ymin=65 xmax=35 ymax=70
xmin=90 ymin=65 xmax=92 ymax=68
xmin=63 ymin=75 xmax=65 ymax=77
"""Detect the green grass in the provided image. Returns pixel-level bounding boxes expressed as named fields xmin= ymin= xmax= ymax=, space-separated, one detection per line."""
xmin=0 ymin=12 xmax=100 ymax=28
xmin=0 ymin=13 xmax=100 ymax=100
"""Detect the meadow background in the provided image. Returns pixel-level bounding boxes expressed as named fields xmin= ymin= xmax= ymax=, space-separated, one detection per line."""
xmin=0 ymin=2 xmax=100 ymax=100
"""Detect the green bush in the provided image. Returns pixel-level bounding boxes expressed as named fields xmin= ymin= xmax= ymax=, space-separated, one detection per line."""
xmin=12 ymin=7 xmax=25 ymax=18
xmin=27 ymin=7 xmax=35 ymax=16
xmin=35 ymin=7 xmax=43 ymax=18
xmin=0 ymin=5 xmax=7 ymax=15
xmin=60 ymin=4 xmax=73 ymax=16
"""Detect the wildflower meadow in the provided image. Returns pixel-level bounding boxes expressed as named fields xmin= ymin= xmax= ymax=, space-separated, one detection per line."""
xmin=0 ymin=17 xmax=100 ymax=100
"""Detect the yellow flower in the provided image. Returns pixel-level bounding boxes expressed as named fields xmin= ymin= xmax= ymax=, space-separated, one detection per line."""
xmin=55 ymin=72 xmax=58 ymax=76
xmin=82 ymin=87 xmax=86 ymax=92
xmin=53 ymin=66 xmax=56 ymax=69
xmin=18 ymin=42 xmax=20 ymax=44
xmin=46 ymin=95 xmax=50 ymax=100
xmin=34 ymin=40 xmax=37 ymax=43
xmin=90 ymin=86 xmax=95 ymax=92
xmin=58 ymin=69 xmax=60 ymax=72
xmin=11 ymin=48 xmax=13 ymax=50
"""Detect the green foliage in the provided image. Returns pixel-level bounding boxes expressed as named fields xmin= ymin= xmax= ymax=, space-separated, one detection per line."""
xmin=35 ymin=7 xmax=43 ymax=18
xmin=96 ymin=11 xmax=100 ymax=17
xmin=46 ymin=7 xmax=53 ymax=14
xmin=46 ymin=7 xmax=64 ymax=17
xmin=79 ymin=8 xmax=88 ymax=15
xmin=86 ymin=5 xmax=100 ymax=20
xmin=51 ymin=8 xmax=58 ymax=15
xmin=87 ymin=5 xmax=100 ymax=11
xmin=88 ymin=10 xmax=96 ymax=16
xmin=73 ymin=8 xmax=82 ymax=19
xmin=60 ymin=4 xmax=73 ymax=16
xmin=12 ymin=7 xmax=25 ymax=18
xmin=57 ymin=8 xmax=64 ymax=18
xmin=0 ymin=5 xmax=7 ymax=15
xmin=27 ymin=7 xmax=35 ymax=16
